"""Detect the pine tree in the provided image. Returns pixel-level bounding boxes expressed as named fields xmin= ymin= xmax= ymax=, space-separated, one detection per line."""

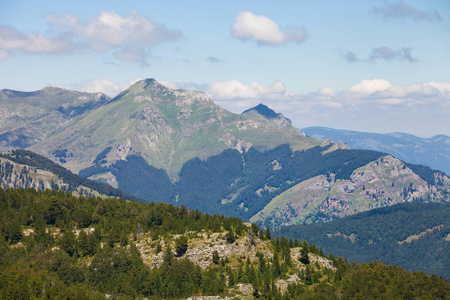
xmin=175 ymin=236 xmax=189 ymax=256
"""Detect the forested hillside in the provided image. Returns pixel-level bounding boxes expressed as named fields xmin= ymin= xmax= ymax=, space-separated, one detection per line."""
xmin=1 ymin=188 xmax=449 ymax=299
xmin=275 ymin=202 xmax=450 ymax=280
xmin=80 ymin=143 xmax=450 ymax=229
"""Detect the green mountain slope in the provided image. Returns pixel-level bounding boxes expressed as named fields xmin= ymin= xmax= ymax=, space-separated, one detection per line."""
xmin=29 ymin=79 xmax=320 ymax=179
xmin=275 ymin=202 xmax=450 ymax=280
xmin=1 ymin=188 xmax=448 ymax=299
xmin=0 ymin=149 xmax=135 ymax=200
xmin=0 ymin=87 xmax=110 ymax=151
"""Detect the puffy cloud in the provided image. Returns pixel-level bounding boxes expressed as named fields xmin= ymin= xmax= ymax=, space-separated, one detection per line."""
xmin=348 ymin=79 xmax=392 ymax=94
xmin=208 ymin=80 xmax=290 ymax=100
xmin=0 ymin=10 xmax=181 ymax=62
xmin=231 ymin=11 xmax=307 ymax=45
xmin=0 ymin=24 xmax=74 ymax=57
xmin=372 ymin=1 xmax=442 ymax=22
xmin=47 ymin=9 xmax=181 ymax=51
xmin=317 ymin=87 xmax=336 ymax=97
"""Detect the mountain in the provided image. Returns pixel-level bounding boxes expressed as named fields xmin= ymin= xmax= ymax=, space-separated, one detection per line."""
xmin=0 ymin=149 xmax=135 ymax=200
xmin=0 ymin=87 xmax=110 ymax=151
xmin=302 ymin=126 xmax=450 ymax=175
xmin=275 ymin=201 xmax=450 ymax=280
xmin=1 ymin=188 xmax=449 ymax=299
xmin=29 ymin=79 xmax=319 ymax=179
xmin=2 ymin=79 xmax=449 ymax=230
xmin=241 ymin=103 xmax=302 ymax=135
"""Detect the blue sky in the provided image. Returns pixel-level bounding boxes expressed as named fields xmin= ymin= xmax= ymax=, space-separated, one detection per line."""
xmin=1 ymin=0 xmax=449 ymax=137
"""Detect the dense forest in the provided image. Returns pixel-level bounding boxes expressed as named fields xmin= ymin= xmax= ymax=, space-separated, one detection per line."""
xmin=81 ymin=144 xmax=387 ymax=220
xmin=275 ymin=202 xmax=450 ymax=280
xmin=1 ymin=187 xmax=449 ymax=299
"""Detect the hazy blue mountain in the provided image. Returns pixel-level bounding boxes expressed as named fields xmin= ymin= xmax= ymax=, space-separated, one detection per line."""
xmin=302 ymin=126 xmax=450 ymax=175
xmin=0 ymin=87 xmax=110 ymax=151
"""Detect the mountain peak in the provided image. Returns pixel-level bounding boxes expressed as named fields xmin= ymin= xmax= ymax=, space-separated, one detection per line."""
xmin=115 ymin=78 xmax=213 ymax=106
xmin=242 ymin=103 xmax=279 ymax=119
xmin=242 ymin=103 xmax=293 ymax=125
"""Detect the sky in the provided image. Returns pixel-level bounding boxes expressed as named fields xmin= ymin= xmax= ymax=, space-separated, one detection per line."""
xmin=1 ymin=0 xmax=449 ymax=137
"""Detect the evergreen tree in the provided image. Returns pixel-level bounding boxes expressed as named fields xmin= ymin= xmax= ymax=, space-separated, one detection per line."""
xmin=175 ymin=236 xmax=189 ymax=256
xmin=212 ymin=250 xmax=220 ymax=265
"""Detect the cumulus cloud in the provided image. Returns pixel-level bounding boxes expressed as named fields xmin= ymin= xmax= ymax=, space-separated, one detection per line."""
xmin=208 ymin=80 xmax=291 ymax=100
xmin=47 ymin=10 xmax=181 ymax=51
xmin=348 ymin=79 xmax=392 ymax=94
xmin=74 ymin=78 xmax=141 ymax=97
xmin=372 ymin=1 xmax=442 ymax=22
xmin=0 ymin=9 xmax=181 ymax=62
xmin=231 ymin=11 xmax=307 ymax=45
xmin=0 ymin=24 xmax=74 ymax=57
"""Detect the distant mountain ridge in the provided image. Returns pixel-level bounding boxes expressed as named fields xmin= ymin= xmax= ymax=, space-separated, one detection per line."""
xmin=302 ymin=126 xmax=450 ymax=175
xmin=0 ymin=87 xmax=110 ymax=150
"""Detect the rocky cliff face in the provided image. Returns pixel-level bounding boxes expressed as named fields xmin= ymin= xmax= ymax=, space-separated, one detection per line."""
xmin=0 ymin=157 xmax=78 ymax=193
xmin=0 ymin=153 xmax=127 ymax=199
xmin=251 ymin=155 xmax=450 ymax=229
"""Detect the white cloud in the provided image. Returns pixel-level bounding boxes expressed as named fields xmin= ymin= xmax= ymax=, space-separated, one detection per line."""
xmin=317 ymin=87 xmax=336 ymax=97
xmin=47 ymin=10 xmax=181 ymax=50
xmin=0 ymin=24 xmax=74 ymax=57
xmin=231 ymin=12 xmax=307 ymax=45
xmin=208 ymin=80 xmax=290 ymax=100
xmin=0 ymin=10 xmax=181 ymax=62
xmin=348 ymin=79 xmax=392 ymax=94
